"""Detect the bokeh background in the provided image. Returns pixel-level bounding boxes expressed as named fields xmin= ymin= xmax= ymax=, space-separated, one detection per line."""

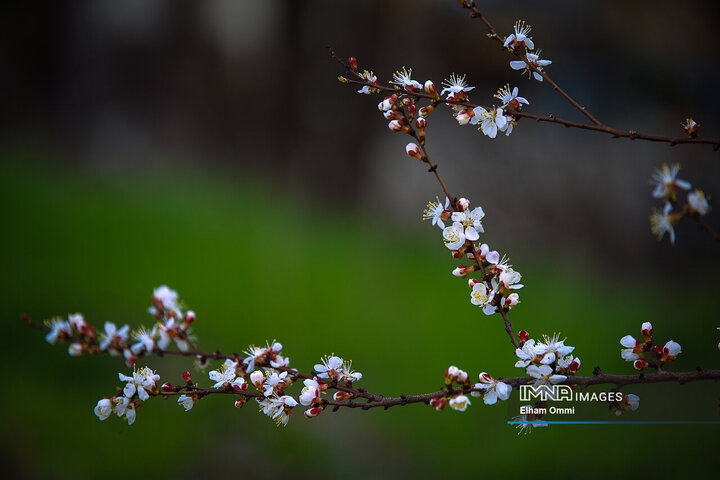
xmin=3 ymin=1 xmax=720 ymax=478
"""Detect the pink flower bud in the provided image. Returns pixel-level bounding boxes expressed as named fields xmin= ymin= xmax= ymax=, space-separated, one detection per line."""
xmin=568 ymin=357 xmax=581 ymax=373
xmin=429 ymin=397 xmax=447 ymax=411
xmin=250 ymin=370 xmax=265 ymax=388
xmin=419 ymin=105 xmax=435 ymax=117
xmin=333 ymin=391 xmax=353 ymax=401
xmin=424 ymin=80 xmax=439 ymax=99
xmin=304 ymin=406 xmax=324 ymax=418
xmin=457 ymin=198 xmax=470 ymax=211
xmin=234 ymin=398 xmax=248 ymax=408
xmin=384 ymin=110 xmax=402 ymax=121
xmin=406 ymin=142 xmax=422 ymax=159
xmin=641 ymin=322 xmax=653 ymax=342
xmin=388 ymin=120 xmax=409 ymax=133
xmin=452 ymin=265 xmax=476 ymax=278
xmin=633 ymin=359 xmax=648 ymax=371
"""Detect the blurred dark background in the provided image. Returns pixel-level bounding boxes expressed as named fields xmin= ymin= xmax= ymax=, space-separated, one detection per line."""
xmin=2 ymin=1 xmax=720 ymax=478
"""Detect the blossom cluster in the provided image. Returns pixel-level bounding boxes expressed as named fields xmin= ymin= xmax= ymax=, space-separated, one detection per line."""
xmin=649 ymin=163 xmax=710 ymax=244
xmin=431 ymin=366 xmax=512 ymax=413
xmin=423 ymin=197 xmax=523 ymax=315
xmin=44 ymin=285 xmax=196 ymax=367
xmin=514 ymin=331 xmax=580 ymax=383
xmin=505 ymin=21 xmax=553 ymax=82
xmin=93 ymin=366 xmax=161 ymax=425
xmin=620 ymin=321 xmax=681 ymax=371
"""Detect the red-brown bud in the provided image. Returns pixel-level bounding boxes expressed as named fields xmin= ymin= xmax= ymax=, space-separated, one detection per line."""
xmin=348 ymin=57 xmax=358 ymax=72
xmin=161 ymin=382 xmax=174 ymax=392
xmin=518 ymin=330 xmax=530 ymax=343
xmin=182 ymin=371 xmax=192 ymax=384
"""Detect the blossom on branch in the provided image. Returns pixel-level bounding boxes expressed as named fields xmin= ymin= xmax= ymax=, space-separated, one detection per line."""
xmin=510 ymin=51 xmax=552 ymax=82
xmin=688 ymin=189 xmax=710 ymax=216
xmin=504 ymin=21 xmax=535 ymax=51
xmin=472 ymin=373 xmax=512 ymax=405
xmin=651 ymin=163 xmax=691 ymax=203
xmin=494 ymin=84 xmax=529 ymax=111
xmin=649 ymin=203 xmax=677 ymax=245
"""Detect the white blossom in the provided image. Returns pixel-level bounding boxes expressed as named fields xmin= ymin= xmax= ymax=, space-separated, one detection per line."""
xmin=118 ymin=366 xmax=160 ymax=401
xmin=620 ymin=335 xmax=641 ymax=362
xmin=470 ymin=282 xmax=497 ymax=315
xmin=209 ymin=359 xmax=238 ymax=389
xmin=649 ymin=203 xmax=676 ymax=245
xmin=449 ymin=394 xmax=471 ymax=412
xmin=177 ymin=394 xmax=195 ymax=411
xmin=151 ymin=285 xmax=183 ymax=318
xmin=440 ymin=73 xmax=475 ymax=98
xmin=494 ymin=84 xmax=529 ymax=110
xmin=515 ymin=339 xmax=550 ymax=368
xmin=510 ymin=51 xmax=552 ymax=81
xmin=94 ymin=398 xmax=113 ymax=420
xmin=504 ymin=21 xmax=535 ymax=50
xmin=390 ymin=67 xmax=422 ymax=92
xmin=663 ymin=340 xmax=682 ymax=360
xmin=130 ymin=326 xmax=157 ymax=355
xmin=257 ymin=394 xmax=297 ymax=426
xmin=498 ymin=267 xmax=524 ymax=290
xmin=688 ymin=189 xmax=710 ymax=216
xmin=471 ymin=107 xmax=507 ymax=138
xmin=442 ymin=222 xmax=466 ymax=250
xmin=526 ymin=364 xmax=566 ymax=386
xmin=423 ymin=197 xmax=450 ymax=229
xmin=157 ymin=318 xmax=189 ymax=352
xmin=263 ymin=370 xmax=289 ymax=397
xmin=314 ymin=355 xmax=344 ymax=381
xmin=472 ymin=373 xmax=512 ymax=405
xmin=357 ymin=70 xmax=378 ymax=94
xmin=45 ymin=318 xmax=72 ymax=344
xmin=451 ymin=206 xmax=485 ymax=241
xmin=651 ymin=163 xmax=691 ymax=201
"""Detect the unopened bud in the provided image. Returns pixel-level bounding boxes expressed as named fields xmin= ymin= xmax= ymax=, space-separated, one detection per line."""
xmin=633 ymin=359 xmax=649 ymax=371
xmin=337 ymin=76 xmax=349 ymax=84
xmin=333 ymin=391 xmax=353 ymax=401
xmin=424 ymin=80 xmax=439 ymax=100
xmin=182 ymin=371 xmax=192 ymax=383
xmin=518 ymin=330 xmax=530 ymax=343
xmin=407 ymin=104 xmax=417 ymax=121
xmin=183 ymin=310 xmax=195 ymax=329
xmin=384 ymin=110 xmax=402 ymax=121
xmin=348 ymin=57 xmax=358 ymax=72
xmin=250 ymin=370 xmax=265 ymax=388
xmin=304 ymin=406 xmax=324 ymax=418
xmin=388 ymin=120 xmax=409 ymax=133
xmin=402 ymin=96 xmax=415 ymax=106
xmin=429 ymin=397 xmax=447 ymax=411
xmin=419 ymin=104 xmax=435 ymax=117
xmin=457 ymin=198 xmax=470 ymax=211
xmin=161 ymin=382 xmax=174 ymax=392
xmin=641 ymin=322 xmax=653 ymax=342
xmin=452 ymin=265 xmax=476 ymax=278
xmin=406 ymin=142 xmax=422 ymax=159
xmin=234 ymin=397 xmax=248 ymax=408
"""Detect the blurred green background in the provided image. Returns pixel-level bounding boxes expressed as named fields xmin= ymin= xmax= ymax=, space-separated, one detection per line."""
xmin=3 ymin=152 xmax=719 ymax=479
xmin=3 ymin=0 xmax=720 ymax=478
